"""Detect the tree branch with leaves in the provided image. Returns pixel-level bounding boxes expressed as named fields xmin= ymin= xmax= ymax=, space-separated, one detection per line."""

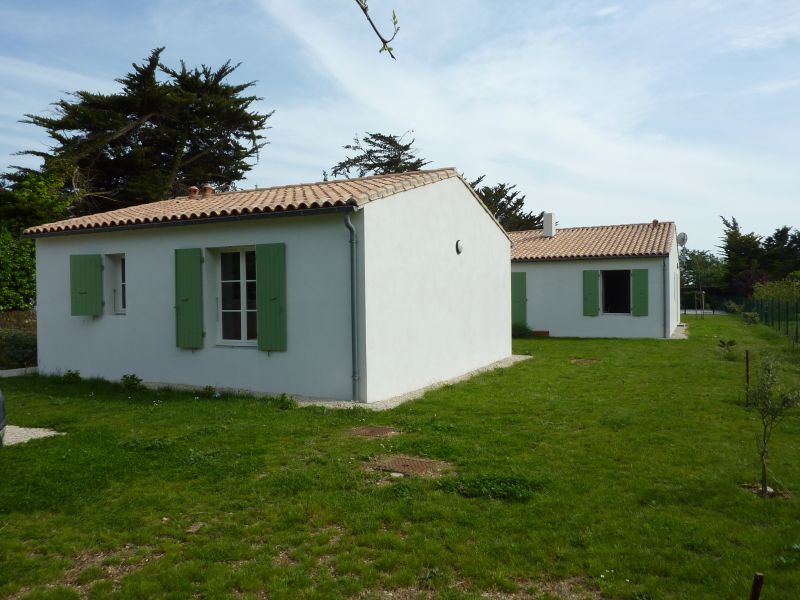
xmin=354 ymin=0 xmax=399 ymax=58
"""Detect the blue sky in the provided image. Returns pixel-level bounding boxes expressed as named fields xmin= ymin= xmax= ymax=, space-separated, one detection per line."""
xmin=1 ymin=0 xmax=798 ymax=252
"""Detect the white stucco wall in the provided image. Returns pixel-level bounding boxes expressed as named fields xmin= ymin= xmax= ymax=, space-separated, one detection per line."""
xmin=360 ymin=177 xmax=512 ymax=402
xmin=668 ymin=236 xmax=680 ymax=333
xmin=511 ymin=255 xmax=676 ymax=339
xmin=35 ymin=214 xmax=358 ymax=400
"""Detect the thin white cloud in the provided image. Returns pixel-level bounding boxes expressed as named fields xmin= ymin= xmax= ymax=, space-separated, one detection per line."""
xmin=0 ymin=56 xmax=111 ymax=92
xmin=747 ymin=77 xmax=800 ymax=95
xmin=253 ymin=0 xmax=800 ymax=251
xmin=595 ymin=5 xmax=622 ymax=18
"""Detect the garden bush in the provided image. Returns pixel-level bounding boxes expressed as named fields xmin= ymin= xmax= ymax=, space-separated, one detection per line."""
xmin=0 ymin=329 xmax=37 ymax=369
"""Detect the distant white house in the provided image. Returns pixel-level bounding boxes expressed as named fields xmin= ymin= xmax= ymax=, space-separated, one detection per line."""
xmin=25 ymin=169 xmax=511 ymax=403
xmin=509 ymin=215 xmax=680 ymax=338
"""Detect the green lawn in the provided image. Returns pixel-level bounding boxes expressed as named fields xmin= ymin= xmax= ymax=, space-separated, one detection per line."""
xmin=1 ymin=316 xmax=799 ymax=599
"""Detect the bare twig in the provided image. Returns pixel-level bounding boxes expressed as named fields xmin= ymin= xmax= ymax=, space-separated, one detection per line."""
xmin=354 ymin=0 xmax=399 ymax=59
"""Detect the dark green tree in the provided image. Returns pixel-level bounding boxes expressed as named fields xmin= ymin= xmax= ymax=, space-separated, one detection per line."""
xmin=330 ymin=131 xmax=429 ymax=178
xmin=761 ymin=226 xmax=800 ymax=280
xmin=679 ymin=248 xmax=725 ymax=290
xmin=9 ymin=48 xmax=272 ymax=215
xmin=468 ymin=175 xmax=543 ymax=232
xmin=719 ymin=216 xmax=767 ymax=296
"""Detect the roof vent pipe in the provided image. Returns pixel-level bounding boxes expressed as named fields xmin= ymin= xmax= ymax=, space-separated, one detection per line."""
xmin=543 ymin=212 xmax=555 ymax=238
xmin=187 ymin=186 xmax=199 ymax=198
xmin=201 ymin=183 xmax=214 ymax=197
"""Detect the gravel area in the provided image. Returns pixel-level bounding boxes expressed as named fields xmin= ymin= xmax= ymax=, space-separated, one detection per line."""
xmin=296 ymin=354 xmax=532 ymax=411
xmin=3 ymin=425 xmax=64 ymax=446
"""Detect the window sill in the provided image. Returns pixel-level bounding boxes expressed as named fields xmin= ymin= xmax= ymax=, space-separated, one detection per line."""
xmin=215 ymin=342 xmax=258 ymax=348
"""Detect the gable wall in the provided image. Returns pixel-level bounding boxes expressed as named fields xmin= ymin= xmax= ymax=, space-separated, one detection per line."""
xmin=361 ymin=177 xmax=511 ymax=402
xmin=35 ymin=214 xmax=355 ymax=399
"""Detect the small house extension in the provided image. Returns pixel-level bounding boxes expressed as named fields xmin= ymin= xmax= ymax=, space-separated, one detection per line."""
xmin=510 ymin=216 xmax=680 ymax=338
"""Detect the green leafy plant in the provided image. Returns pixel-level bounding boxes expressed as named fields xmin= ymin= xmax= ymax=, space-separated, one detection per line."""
xmin=120 ymin=373 xmax=144 ymax=392
xmin=62 ymin=369 xmax=81 ymax=383
xmin=0 ymin=330 xmax=36 ymax=369
xmin=742 ymin=312 xmax=760 ymax=325
xmin=745 ymin=360 xmax=799 ymax=496
xmin=0 ymin=230 xmax=36 ymax=312
xmin=266 ymin=393 xmax=297 ymax=410
xmin=724 ymin=300 xmax=743 ymax=314
xmin=718 ymin=339 xmax=737 ymax=361
xmin=512 ymin=323 xmax=534 ymax=339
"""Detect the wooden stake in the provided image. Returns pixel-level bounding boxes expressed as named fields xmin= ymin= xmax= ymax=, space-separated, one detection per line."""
xmin=749 ymin=573 xmax=764 ymax=600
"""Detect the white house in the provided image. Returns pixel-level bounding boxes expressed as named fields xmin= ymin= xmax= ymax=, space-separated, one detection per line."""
xmin=509 ymin=215 xmax=680 ymax=338
xmin=25 ymin=169 xmax=511 ymax=403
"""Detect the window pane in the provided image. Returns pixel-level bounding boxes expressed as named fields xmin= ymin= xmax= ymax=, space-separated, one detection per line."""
xmin=246 ymin=281 xmax=256 ymax=310
xmin=121 ymin=283 xmax=126 ymax=310
xmin=222 ymin=312 xmax=241 ymax=340
xmin=246 ymin=311 xmax=257 ymax=340
xmin=602 ymin=270 xmax=631 ymax=313
xmin=221 ymin=252 xmax=240 ymax=280
xmin=245 ymin=250 xmax=256 ymax=280
xmin=222 ymin=281 xmax=241 ymax=310
xmin=120 ymin=257 xmax=126 ymax=283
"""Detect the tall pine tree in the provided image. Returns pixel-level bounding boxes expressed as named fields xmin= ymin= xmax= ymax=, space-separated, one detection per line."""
xmin=468 ymin=175 xmax=543 ymax=232
xmin=8 ymin=48 xmax=272 ymax=215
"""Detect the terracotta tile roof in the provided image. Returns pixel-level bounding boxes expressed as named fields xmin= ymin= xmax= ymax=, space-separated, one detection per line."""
xmin=24 ymin=169 xmax=459 ymax=236
xmin=510 ymin=221 xmax=675 ymax=261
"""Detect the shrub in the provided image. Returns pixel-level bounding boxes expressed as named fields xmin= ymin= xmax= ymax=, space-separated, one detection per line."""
xmin=62 ymin=370 xmax=81 ymax=383
xmin=512 ymin=324 xmax=534 ymax=338
xmin=0 ymin=329 xmax=37 ymax=369
xmin=742 ymin=312 xmax=760 ymax=325
xmin=723 ymin=300 xmax=743 ymax=314
xmin=0 ymin=230 xmax=36 ymax=311
xmin=121 ymin=373 xmax=145 ymax=392
xmin=265 ymin=393 xmax=297 ymax=410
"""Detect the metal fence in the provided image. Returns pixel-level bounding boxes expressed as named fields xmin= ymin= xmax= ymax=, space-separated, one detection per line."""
xmin=747 ymin=298 xmax=800 ymax=346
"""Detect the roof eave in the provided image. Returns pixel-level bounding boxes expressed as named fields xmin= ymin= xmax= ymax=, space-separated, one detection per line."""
xmin=24 ymin=204 xmax=358 ymax=239
xmin=512 ymin=252 xmax=670 ymax=262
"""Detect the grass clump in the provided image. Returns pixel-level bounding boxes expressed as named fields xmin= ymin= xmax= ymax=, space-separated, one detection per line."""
xmin=438 ymin=474 xmax=544 ymax=501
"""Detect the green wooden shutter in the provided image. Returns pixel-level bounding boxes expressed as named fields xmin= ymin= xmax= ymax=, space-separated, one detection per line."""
xmin=511 ymin=272 xmax=527 ymax=327
xmin=175 ymin=248 xmax=204 ymax=349
xmin=582 ymin=270 xmax=600 ymax=316
xmin=70 ymin=254 xmax=103 ymax=316
xmin=632 ymin=269 xmax=649 ymax=317
xmin=256 ymin=243 xmax=287 ymax=352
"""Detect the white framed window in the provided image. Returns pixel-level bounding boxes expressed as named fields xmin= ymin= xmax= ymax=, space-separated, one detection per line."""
xmin=217 ymin=249 xmax=257 ymax=344
xmin=106 ymin=253 xmax=126 ymax=314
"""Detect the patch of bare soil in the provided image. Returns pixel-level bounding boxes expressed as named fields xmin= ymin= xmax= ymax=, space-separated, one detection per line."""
xmin=570 ymin=358 xmax=600 ymax=365
xmin=366 ymin=454 xmax=453 ymax=478
xmin=351 ymin=426 xmax=401 ymax=438
xmin=9 ymin=544 xmax=163 ymax=599
xmin=355 ymin=577 xmax=604 ymax=599
xmin=501 ymin=577 xmax=604 ymax=599
xmin=272 ymin=550 xmax=296 ymax=567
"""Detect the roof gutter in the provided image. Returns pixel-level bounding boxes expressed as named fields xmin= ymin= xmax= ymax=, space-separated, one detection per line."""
xmin=24 ymin=205 xmax=356 ymax=239
xmin=343 ymin=207 xmax=361 ymax=403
